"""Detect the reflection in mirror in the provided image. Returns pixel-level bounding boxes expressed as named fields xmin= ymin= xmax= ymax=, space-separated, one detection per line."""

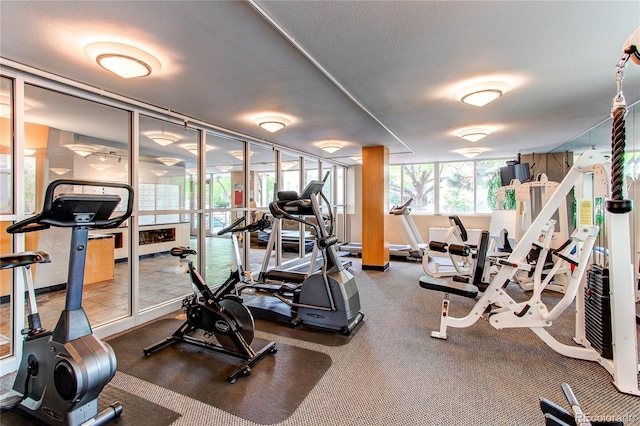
xmin=138 ymin=115 xmax=198 ymax=310
xmin=21 ymin=84 xmax=132 ymax=327
xmin=203 ymin=132 xmax=245 ymax=283
xmin=551 ymin=101 xmax=639 ymax=295
xmin=0 ymin=76 xmax=13 ymax=359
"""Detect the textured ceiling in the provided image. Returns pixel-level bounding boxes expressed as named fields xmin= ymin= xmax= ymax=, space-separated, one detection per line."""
xmin=1 ymin=1 xmax=639 ymax=165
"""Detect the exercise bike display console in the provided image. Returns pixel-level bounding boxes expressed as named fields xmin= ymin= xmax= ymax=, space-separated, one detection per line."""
xmin=0 ymin=179 xmax=133 ymax=426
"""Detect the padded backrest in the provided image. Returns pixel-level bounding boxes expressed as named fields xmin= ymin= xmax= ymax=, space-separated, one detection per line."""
xmin=472 ymin=230 xmax=491 ymax=286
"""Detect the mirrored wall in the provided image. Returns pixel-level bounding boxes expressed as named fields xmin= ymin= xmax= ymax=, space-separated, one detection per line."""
xmin=552 ymin=101 xmax=639 ymax=283
xmin=0 ymin=70 xmax=348 ymax=363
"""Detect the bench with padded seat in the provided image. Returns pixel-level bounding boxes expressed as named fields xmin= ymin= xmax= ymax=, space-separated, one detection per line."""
xmin=419 ymin=230 xmax=490 ymax=298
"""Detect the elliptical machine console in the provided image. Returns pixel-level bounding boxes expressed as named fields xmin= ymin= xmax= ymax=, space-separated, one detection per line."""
xmin=1 ymin=179 xmax=133 ymax=426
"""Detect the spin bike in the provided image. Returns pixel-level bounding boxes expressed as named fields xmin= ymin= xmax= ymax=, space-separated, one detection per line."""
xmin=0 ymin=179 xmax=133 ymax=425
xmin=143 ymin=216 xmax=276 ymax=383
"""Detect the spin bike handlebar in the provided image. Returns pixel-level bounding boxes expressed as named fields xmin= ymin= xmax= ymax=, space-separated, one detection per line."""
xmin=7 ymin=179 xmax=134 ymax=234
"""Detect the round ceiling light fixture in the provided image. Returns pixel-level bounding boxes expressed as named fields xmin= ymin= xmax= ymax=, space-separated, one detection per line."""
xmin=455 ymin=126 xmax=494 ymax=142
xmin=454 ymin=81 xmax=510 ymax=107
xmin=254 ymin=115 xmax=291 ymax=133
xmin=85 ymin=42 xmax=161 ymax=79
xmin=455 ymin=147 xmax=488 ymax=159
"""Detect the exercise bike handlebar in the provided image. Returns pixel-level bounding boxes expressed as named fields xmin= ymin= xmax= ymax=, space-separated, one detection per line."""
xmin=7 ymin=179 xmax=134 ymax=234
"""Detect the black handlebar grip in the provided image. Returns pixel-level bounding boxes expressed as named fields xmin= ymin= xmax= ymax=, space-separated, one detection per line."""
xmin=318 ymin=236 xmax=338 ymax=249
xmin=217 ymin=217 xmax=245 ymax=236
xmin=428 ymin=241 xmax=448 ymax=253
xmin=448 ymin=244 xmax=470 ymax=257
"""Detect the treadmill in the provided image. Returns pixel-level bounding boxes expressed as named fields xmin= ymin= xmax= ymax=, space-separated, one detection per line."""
xmin=338 ymin=198 xmax=421 ymax=259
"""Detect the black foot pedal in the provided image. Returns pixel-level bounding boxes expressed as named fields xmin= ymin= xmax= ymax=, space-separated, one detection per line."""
xmin=0 ymin=394 xmax=24 ymax=412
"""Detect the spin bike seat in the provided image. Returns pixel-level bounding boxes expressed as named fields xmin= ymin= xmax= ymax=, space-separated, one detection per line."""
xmin=170 ymin=246 xmax=197 ymax=257
xmin=0 ymin=251 xmax=51 ymax=270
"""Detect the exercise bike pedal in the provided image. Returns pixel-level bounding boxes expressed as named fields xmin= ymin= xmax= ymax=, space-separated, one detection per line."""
xmin=0 ymin=393 xmax=25 ymax=412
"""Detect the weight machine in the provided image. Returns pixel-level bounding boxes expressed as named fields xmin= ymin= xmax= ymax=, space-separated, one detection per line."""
xmin=421 ymin=148 xmax=639 ymax=395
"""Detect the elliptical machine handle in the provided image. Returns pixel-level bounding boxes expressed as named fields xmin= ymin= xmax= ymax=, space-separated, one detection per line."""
xmin=217 ymin=217 xmax=246 ymax=236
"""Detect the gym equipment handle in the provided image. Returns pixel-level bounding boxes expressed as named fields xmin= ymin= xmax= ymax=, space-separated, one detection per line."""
xmin=217 ymin=217 xmax=245 ymax=236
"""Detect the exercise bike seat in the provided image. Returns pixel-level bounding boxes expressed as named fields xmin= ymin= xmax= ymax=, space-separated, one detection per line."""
xmin=0 ymin=251 xmax=51 ymax=270
xmin=171 ymin=246 xmax=197 ymax=257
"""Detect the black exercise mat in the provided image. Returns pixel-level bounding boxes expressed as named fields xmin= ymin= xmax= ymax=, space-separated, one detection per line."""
xmin=107 ymin=318 xmax=332 ymax=424
xmin=0 ymin=383 xmax=180 ymax=426
xmin=253 ymin=317 xmax=362 ymax=346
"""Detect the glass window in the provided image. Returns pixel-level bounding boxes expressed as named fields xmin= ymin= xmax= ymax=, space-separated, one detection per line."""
xmin=0 ymin=77 xmax=13 ymax=359
xmin=404 ymin=164 xmax=435 ymax=213
xmin=138 ymin=115 xmax=198 ymax=311
xmin=389 ymin=165 xmax=402 ymax=209
xmin=203 ymin=133 xmax=245 ymax=283
xmin=249 ymin=145 xmax=275 ymax=208
xmin=439 ymin=161 xmax=474 ymax=214
xmin=1 ymin=77 xmax=13 ymax=214
xmin=304 ymin=158 xmax=319 ymax=186
xmin=476 ymin=159 xmax=507 ymax=213
xmin=321 ymin=162 xmax=333 ymax=205
xmin=334 ymin=166 xmax=345 ymax=207
xmin=280 ymin=152 xmax=300 ymax=195
xmin=24 ymin=84 xmax=132 ymax=326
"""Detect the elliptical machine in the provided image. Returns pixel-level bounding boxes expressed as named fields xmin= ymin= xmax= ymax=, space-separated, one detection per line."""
xmin=0 ymin=179 xmax=133 ymax=425
xmin=241 ymin=175 xmax=364 ymax=335
xmin=143 ymin=216 xmax=276 ymax=383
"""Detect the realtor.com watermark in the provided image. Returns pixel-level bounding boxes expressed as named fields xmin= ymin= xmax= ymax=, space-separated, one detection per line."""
xmin=577 ymin=413 xmax=638 ymax=424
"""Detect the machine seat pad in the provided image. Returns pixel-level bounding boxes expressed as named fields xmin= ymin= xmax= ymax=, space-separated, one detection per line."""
xmin=419 ymin=275 xmax=479 ymax=298
xmin=0 ymin=251 xmax=51 ymax=270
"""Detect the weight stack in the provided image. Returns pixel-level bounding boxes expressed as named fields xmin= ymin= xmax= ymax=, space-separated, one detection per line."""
xmin=584 ymin=265 xmax=613 ymax=359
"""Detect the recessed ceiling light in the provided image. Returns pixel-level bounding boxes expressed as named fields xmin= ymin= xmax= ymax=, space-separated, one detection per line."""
xmin=180 ymin=143 xmax=214 ymax=155
xmin=89 ymin=163 xmax=113 ymax=171
xmin=460 ymin=133 xmax=488 ymax=142
xmin=64 ymin=144 xmax=95 ymax=158
xmin=229 ymin=150 xmax=254 ymax=160
xmin=157 ymin=157 xmax=181 ymax=166
xmin=216 ymin=165 xmax=233 ymax=173
xmin=454 ymin=126 xmax=495 ymax=142
xmin=259 ymin=121 xmax=285 ymax=132
xmin=50 ymin=168 xmax=71 ymax=175
xmin=150 ymin=169 xmax=168 ymax=176
xmin=351 ymin=156 xmax=363 ymax=164
xmin=460 ymin=89 xmax=503 ymax=107
xmin=319 ymin=141 xmax=344 ymax=154
xmin=454 ymin=81 xmax=510 ymax=107
xmin=85 ymin=42 xmax=161 ymax=79
xmin=147 ymin=132 xmax=178 ymax=146
xmin=456 ymin=148 xmax=488 ymax=159
xmin=254 ymin=115 xmax=290 ymax=133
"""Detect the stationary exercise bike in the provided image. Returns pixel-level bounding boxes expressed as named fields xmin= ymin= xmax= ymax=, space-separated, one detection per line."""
xmin=143 ymin=217 xmax=276 ymax=384
xmin=0 ymin=179 xmax=133 ymax=425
